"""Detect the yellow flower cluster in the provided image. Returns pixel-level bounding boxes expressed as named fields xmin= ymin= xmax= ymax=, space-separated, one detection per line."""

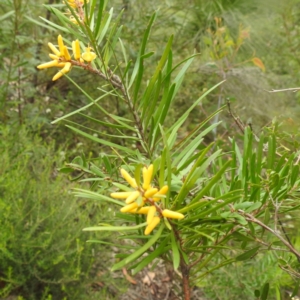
xmin=111 ymin=165 xmax=184 ymax=235
xmin=66 ymin=0 xmax=89 ymax=8
xmin=37 ymin=35 xmax=97 ymax=81
xmin=64 ymin=0 xmax=89 ymax=24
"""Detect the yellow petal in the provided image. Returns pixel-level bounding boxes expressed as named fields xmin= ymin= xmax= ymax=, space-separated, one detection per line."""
xmin=142 ymin=164 xmax=153 ymax=190
xmin=37 ymin=60 xmax=60 ymax=69
xmin=48 ymin=42 xmax=61 ymax=56
xmin=146 ymin=206 xmax=156 ymax=225
xmin=63 ymin=46 xmax=71 ymax=60
xmin=144 ymin=216 xmax=160 ymax=235
xmin=57 ymin=35 xmax=65 ymax=55
xmin=82 ymin=47 xmax=97 ymax=62
xmin=144 ymin=188 xmax=158 ymax=198
xmin=72 ymin=39 xmax=81 ymax=60
xmin=125 ymin=191 xmax=140 ymax=204
xmin=120 ymin=168 xmax=137 ymax=188
xmin=110 ymin=192 xmax=133 ymax=199
xmin=162 ymin=209 xmax=184 ymax=220
xmin=120 ymin=202 xmax=138 ymax=213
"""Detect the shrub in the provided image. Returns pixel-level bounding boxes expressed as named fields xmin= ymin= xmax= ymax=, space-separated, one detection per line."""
xmin=0 ymin=125 xmax=126 ymax=300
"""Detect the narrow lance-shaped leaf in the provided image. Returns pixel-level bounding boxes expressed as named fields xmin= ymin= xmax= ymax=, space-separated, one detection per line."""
xmin=111 ymin=224 xmax=164 ymax=271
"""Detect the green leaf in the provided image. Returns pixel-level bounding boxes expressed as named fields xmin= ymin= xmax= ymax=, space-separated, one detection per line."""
xmin=73 ymin=188 xmax=124 ymax=206
xmin=190 ymin=159 xmax=232 ymax=205
xmin=111 ymin=224 xmax=164 ymax=271
xmin=83 ymin=222 xmax=146 ymax=232
xmin=132 ymin=237 xmax=170 ymax=274
xmin=141 ymin=34 xmax=173 ymax=104
xmin=171 ymin=232 xmax=180 ymax=270
xmin=66 ymin=125 xmax=137 ymax=154
xmin=130 ymin=12 xmax=157 ymax=92
xmin=235 ymin=246 xmax=260 ymax=261
xmin=260 ymin=282 xmax=269 ymax=300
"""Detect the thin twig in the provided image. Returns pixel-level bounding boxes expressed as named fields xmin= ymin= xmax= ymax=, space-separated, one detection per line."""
xmin=237 ymin=209 xmax=300 ymax=261
xmin=267 ymin=87 xmax=300 ymax=93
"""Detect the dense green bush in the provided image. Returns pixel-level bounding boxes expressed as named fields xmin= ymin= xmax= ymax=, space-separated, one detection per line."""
xmin=0 ymin=126 xmax=126 ymax=300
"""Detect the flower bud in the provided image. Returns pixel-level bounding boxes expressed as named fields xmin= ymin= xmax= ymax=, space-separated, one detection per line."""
xmin=48 ymin=42 xmax=61 ymax=56
xmin=142 ymin=164 xmax=153 ymax=190
xmin=125 ymin=191 xmax=140 ymax=204
xmin=37 ymin=60 xmax=60 ymax=69
xmin=72 ymin=39 xmax=81 ymax=60
xmin=144 ymin=216 xmax=160 ymax=235
xmin=120 ymin=168 xmax=137 ymax=188
xmin=144 ymin=188 xmax=158 ymax=198
xmin=130 ymin=207 xmax=151 ymax=214
xmin=57 ymin=35 xmax=65 ymax=55
xmin=63 ymin=46 xmax=71 ymax=60
xmin=162 ymin=209 xmax=184 ymax=220
xmin=146 ymin=206 xmax=156 ymax=225
xmin=110 ymin=192 xmax=133 ymax=199
xmin=120 ymin=202 xmax=138 ymax=213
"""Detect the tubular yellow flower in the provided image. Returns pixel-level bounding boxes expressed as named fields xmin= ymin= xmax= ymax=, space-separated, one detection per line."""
xmin=66 ymin=0 xmax=89 ymax=8
xmin=63 ymin=46 xmax=71 ymax=60
xmin=57 ymin=35 xmax=65 ymax=55
xmin=48 ymin=42 xmax=61 ymax=56
xmin=120 ymin=202 xmax=138 ymax=213
xmin=146 ymin=206 xmax=156 ymax=225
xmin=49 ymin=54 xmax=60 ymax=60
xmin=52 ymin=62 xmax=71 ymax=81
xmin=125 ymin=191 xmax=140 ymax=204
xmin=69 ymin=16 xmax=79 ymax=25
xmin=72 ymin=39 xmax=81 ymax=60
xmin=144 ymin=188 xmax=158 ymax=198
xmin=37 ymin=60 xmax=60 ymax=69
xmin=157 ymin=185 xmax=169 ymax=195
xmin=110 ymin=192 xmax=133 ymax=199
xmin=142 ymin=164 xmax=153 ymax=190
xmin=82 ymin=46 xmax=97 ymax=62
xmin=162 ymin=209 xmax=185 ymax=220
xmin=130 ymin=207 xmax=151 ymax=214
xmin=120 ymin=168 xmax=137 ymax=188
xmin=57 ymin=62 xmax=67 ymax=67
xmin=153 ymin=185 xmax=169 ymax=201
xmin=144 ymin=216 xmax=160 ymax=235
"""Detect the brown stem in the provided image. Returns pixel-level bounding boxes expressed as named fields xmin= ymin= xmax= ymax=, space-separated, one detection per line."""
xmin=180 ymin=260 xmax=191 ymax=300
xmin=172 ymin=224 xmax=190 ymax=300
xmin=68 ymin=59 xmax=149 ymax=154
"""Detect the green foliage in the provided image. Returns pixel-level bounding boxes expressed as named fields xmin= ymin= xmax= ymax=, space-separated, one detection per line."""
xmin=0 ymin=126 xmax=126 ymax=300
xmin=35 ymin=1 xmax=300 ymax=299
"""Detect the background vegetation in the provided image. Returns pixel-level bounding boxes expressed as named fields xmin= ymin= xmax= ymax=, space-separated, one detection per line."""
xmin=1 ymin=0 xmax=300 ymax=299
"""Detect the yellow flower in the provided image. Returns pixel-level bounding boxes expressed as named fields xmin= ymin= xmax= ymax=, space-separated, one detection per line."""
xmin=162 ymin=209 xmax=185 ymax=220
xmin=65 ymin=0 xmax=89 ymax=8
xmin=110 ymin=165 xmax=184 ymax=235
xmin=142 ymin=165 xmax=153 ymax=190
xmin=37 ymin=60 xmax=61 ymax=69
xmin=37 ymin=35 xmax=82 ymax=81
xmin=146 ymin=206 xmax=156 ymax=225
xmin=72 ymin=39 xmax=81 ymax=60
xmin=52 ymin=62 xmax=72 ymax=81
xmin=82 ymin=46 xmax=97 ymax=62
xmin=145 ymin=217 xmax=160 ymax=235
